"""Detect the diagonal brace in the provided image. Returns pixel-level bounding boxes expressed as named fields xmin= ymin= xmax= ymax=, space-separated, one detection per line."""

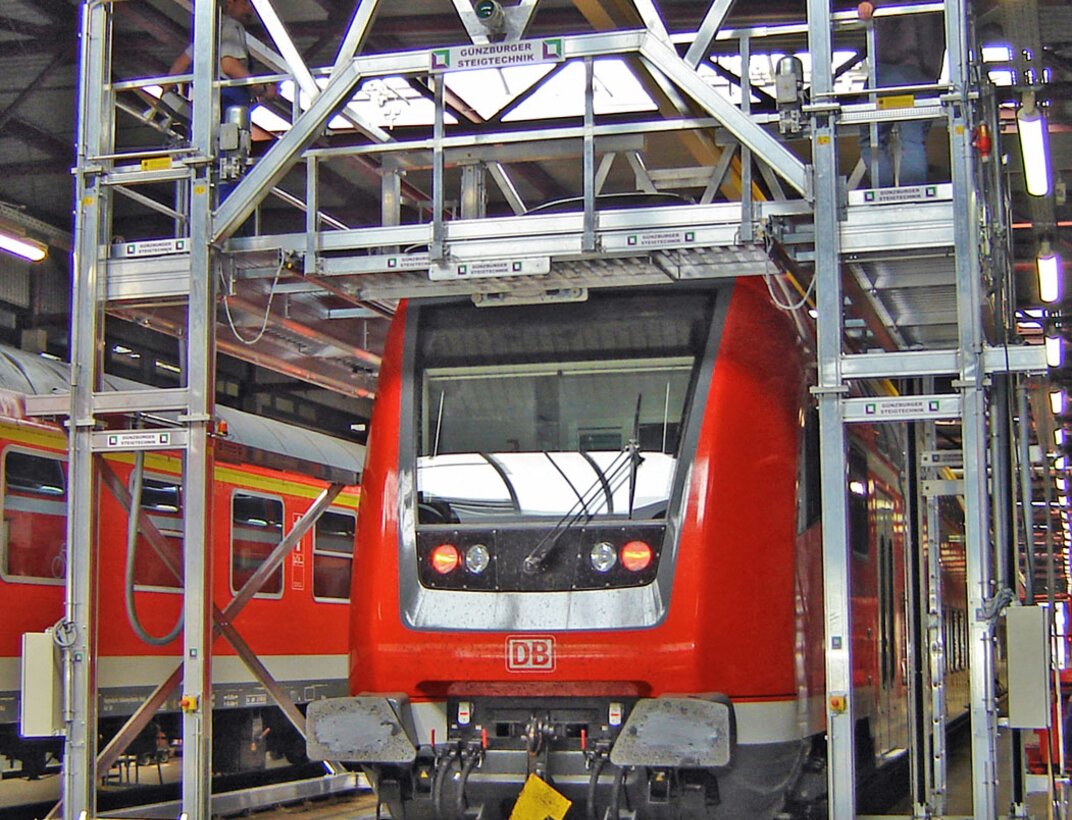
xmin=91 ymin=464 xmax=345 ymax=773
xmin=638 ymin=32 xmax=808 ymax=196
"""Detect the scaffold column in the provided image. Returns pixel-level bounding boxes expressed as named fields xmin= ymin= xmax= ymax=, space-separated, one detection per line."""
xmin=181 ymin=0 xmax=222 ymax=816
xmin=946 ymin=0 xmax=1001 ymax=812
xmin=64 ymin=2 xmax=113 ymax=816
xmin=806 ymin=0 xmax=856 ymax=815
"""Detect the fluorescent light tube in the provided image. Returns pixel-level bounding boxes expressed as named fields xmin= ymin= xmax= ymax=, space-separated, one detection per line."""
xmin=1038 ymin=241 xmax=1061 ymax=303
xmin=0 ymin=230 xmax=47 ymax=262
xmin=1018 ymin=105 xmax=1051 ymax=196
xmin=1047 ymin=335 xmax=1062 ymax=368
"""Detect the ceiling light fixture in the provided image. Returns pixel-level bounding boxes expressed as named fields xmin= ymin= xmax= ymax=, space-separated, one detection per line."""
xmin=0 ymin=228 xmax=47 ymax=262
xmin=1047 ymin=334 xmax=1063 ymax=368
xmin=1038 ymin=239 xmax=1061 ymax=303
xmin=1018 ymin=94 xmax=1051 ymax=197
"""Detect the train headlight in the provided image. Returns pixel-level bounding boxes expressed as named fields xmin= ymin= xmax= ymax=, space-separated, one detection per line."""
xmin=620 ymin=541 xmax=653 ymax=572
xmin=590 ymin=541 xmax=617 ymax=572
xmin=430 ymin=543 xmax=460 ymax=574
xmin=465 ymin=544 xmax=491 ymax=574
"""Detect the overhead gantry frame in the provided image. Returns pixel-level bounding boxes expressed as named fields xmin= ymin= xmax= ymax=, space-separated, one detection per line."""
xmin=65 ymin=0 xmax=1053 ymax=817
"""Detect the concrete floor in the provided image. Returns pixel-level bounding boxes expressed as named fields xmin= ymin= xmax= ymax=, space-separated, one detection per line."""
xmin=888 ymin=727 xmax=1059 ymax=819
xmin=4 ymin=728 xmax=1068 ymax=819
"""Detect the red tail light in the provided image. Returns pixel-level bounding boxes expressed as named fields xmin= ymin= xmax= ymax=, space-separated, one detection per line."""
xmin=620 ymin=541 xmax=653 ymax=572
xmin=430 ymin=544 xmax=460 ymax=574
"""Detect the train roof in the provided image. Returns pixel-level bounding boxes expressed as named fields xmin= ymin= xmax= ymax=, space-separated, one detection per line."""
xmin=0 ymin=345 xmax=363 ymax=486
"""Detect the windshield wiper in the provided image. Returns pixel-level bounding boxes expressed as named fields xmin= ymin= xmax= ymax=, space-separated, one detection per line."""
xmin=544 ymin=452 xmax=591 ymax=520
xmin=628 ymin=393 xmax=645 ymax=519
xmin=522 ymin=448 xmax=634 ymax=574
xmin=580 ymin=450 xmax=614 ymax=514
xmin=523 ymin=393 xmax=648 ymax=573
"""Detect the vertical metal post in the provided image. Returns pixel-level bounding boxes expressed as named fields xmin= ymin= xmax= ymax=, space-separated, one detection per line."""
xmin=1019 ymin=384 xmax=1037 ymax=603
xmin=922 ymin=403 xmax=948 ymax=815
xmin=946 ymin=0 xmax=999 ymax=812
xmin=807 ymin=0 xmax=855 ymax=813
xmin=431 ymin=74 xmax=445 ymax=260
xmin=583 ymin=57 xmax=596 ymax=252
xmin=382 ymin=166 xmax=402 ymax=228
xmin=991 ymin=376 xmax=1012 ymax=595
xmin=183 ymin=0 xmax=220 ymax=815
xmin=66 ymin=1 xmax=113 ymax=813
xmin=306 ymin=156 xmax=319 ymax=274
xmin=460 ymin=163 xmax=487 ymax=220
xmin=905 ymin=409 xmax=928 ymax=814
xmin=738 ymin=35 xmax=753 ymax=243
xmin=175 ymin=179 xmax=190 ymax=238
xmin=865 ymin=20 xmax=879 ymax=186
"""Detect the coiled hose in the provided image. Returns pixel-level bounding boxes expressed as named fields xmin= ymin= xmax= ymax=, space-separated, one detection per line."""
xmin=125 ymin=448 xmax=183 ymax=645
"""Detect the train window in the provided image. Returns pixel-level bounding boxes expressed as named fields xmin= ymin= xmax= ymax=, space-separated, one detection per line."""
xmin=797 ymin=406 xmax=821 ymax=533
xmin=1 ymin=450 xmax=67 ymax=583
xmin=413 ymin=291 xmax=714 ymax=524
xmin=950 ymin=609 xmax=960 ymax=671
xmin=132 ymin=476 xmax=183 ymax=590
xmin=943 ymin=606 xmax=952 ymax=673
xmin=848 ymin=448 xmax=870 ymax=557
xmin=231 ymin=492 xmax=283 ymax=597
xmin=878 ymin=532 xmax=895 ymax=686
xmin=313 ymin=510 xmax=355 ymax=601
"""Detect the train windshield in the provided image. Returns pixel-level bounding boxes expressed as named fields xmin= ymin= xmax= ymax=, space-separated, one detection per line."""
xmin=414 ymin=291 xmax=714 ymax=523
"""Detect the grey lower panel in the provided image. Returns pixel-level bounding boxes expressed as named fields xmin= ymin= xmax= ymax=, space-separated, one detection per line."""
xmin=307 ymin=696 xmax=417 ymax=763
xmin=100 ymin=678 xmax=349 ymax=718
xmin=102 ymin=772 xmax=366 ymax=818
xmin=610 ymin=697 xmax=734 ymax=768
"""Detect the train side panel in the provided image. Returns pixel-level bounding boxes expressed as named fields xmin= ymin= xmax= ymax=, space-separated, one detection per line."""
xmin=0 ymin=422 xmax=356 ymax=774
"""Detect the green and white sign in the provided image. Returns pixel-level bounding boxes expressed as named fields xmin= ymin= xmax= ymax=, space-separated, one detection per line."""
xmin=430 ymin=38 xmax=564 ymax=73
xmin=429 ymin=256 xmax=551 ymax=281
xmin=843 ymin=395 xmax=961 ymax=423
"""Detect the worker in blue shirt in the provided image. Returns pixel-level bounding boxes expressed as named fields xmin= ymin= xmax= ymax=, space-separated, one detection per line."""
xmin=166 ymin=0 xmax=276 ymax=110
xmin=857 ymin=2 xmax=945 ymax=187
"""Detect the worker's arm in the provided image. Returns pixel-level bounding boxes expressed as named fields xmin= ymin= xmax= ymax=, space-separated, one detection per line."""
xmin=221 ymin=55 xmax=276 ymax=101
xmin=161 ymin=50 xmax=192 ymax=94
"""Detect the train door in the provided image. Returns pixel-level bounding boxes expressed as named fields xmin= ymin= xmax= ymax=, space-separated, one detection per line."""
xmin=875 ymin=486 xmax=903 ymax=755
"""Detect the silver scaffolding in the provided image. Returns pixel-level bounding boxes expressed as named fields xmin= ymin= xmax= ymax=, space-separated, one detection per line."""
xmin=63 ymin=0 xmax=1053 ymax=818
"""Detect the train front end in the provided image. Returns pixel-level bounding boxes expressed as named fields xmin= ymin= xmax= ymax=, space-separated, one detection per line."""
xmin=309 ymin=282 xmax=810 ymax=819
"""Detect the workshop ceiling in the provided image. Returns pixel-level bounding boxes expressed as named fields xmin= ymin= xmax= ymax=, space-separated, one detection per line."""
xmin=0 ymin=0 xmax=1068 ymax=433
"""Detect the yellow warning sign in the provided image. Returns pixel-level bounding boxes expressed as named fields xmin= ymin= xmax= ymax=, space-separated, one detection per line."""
xmin=509 ymin=774 xmax=572 ymax=820
xmin=140 ymin=156 xmax=173 ymax=172
xmin=876 ymin=93 xmax=915 ymax=110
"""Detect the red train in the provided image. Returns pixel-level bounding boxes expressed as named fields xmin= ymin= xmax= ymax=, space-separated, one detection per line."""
xmin=307 ymin=278 xmax=968 ymax=818
xmin=0 ymin=345 xmax=362 ymax=778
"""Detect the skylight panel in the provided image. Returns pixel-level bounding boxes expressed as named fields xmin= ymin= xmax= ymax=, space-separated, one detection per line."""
xmin=277 ymin=76 xmax=453 ymax=131
xmin=251 ymin=104 xmax=291 ymax=133
xmin=503 ymin=59 xmax=656 ymax=122
xmin=445 ymin=64 xmax=556 ymax=120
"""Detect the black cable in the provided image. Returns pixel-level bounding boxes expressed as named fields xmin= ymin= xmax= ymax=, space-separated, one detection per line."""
xmin=609 ymin=766 xmax=626 ymax=820
xmin=455 ymin=752 xmax=478 ymax=819
xmin=432 ymin=751 xmax=454 ymax=820
xmin=586 ymin=756 xmax=606 ymax=820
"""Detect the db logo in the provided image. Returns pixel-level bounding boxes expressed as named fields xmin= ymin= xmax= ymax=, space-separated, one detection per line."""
xmin=506 ymin=636 xmax=556 ymax=672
